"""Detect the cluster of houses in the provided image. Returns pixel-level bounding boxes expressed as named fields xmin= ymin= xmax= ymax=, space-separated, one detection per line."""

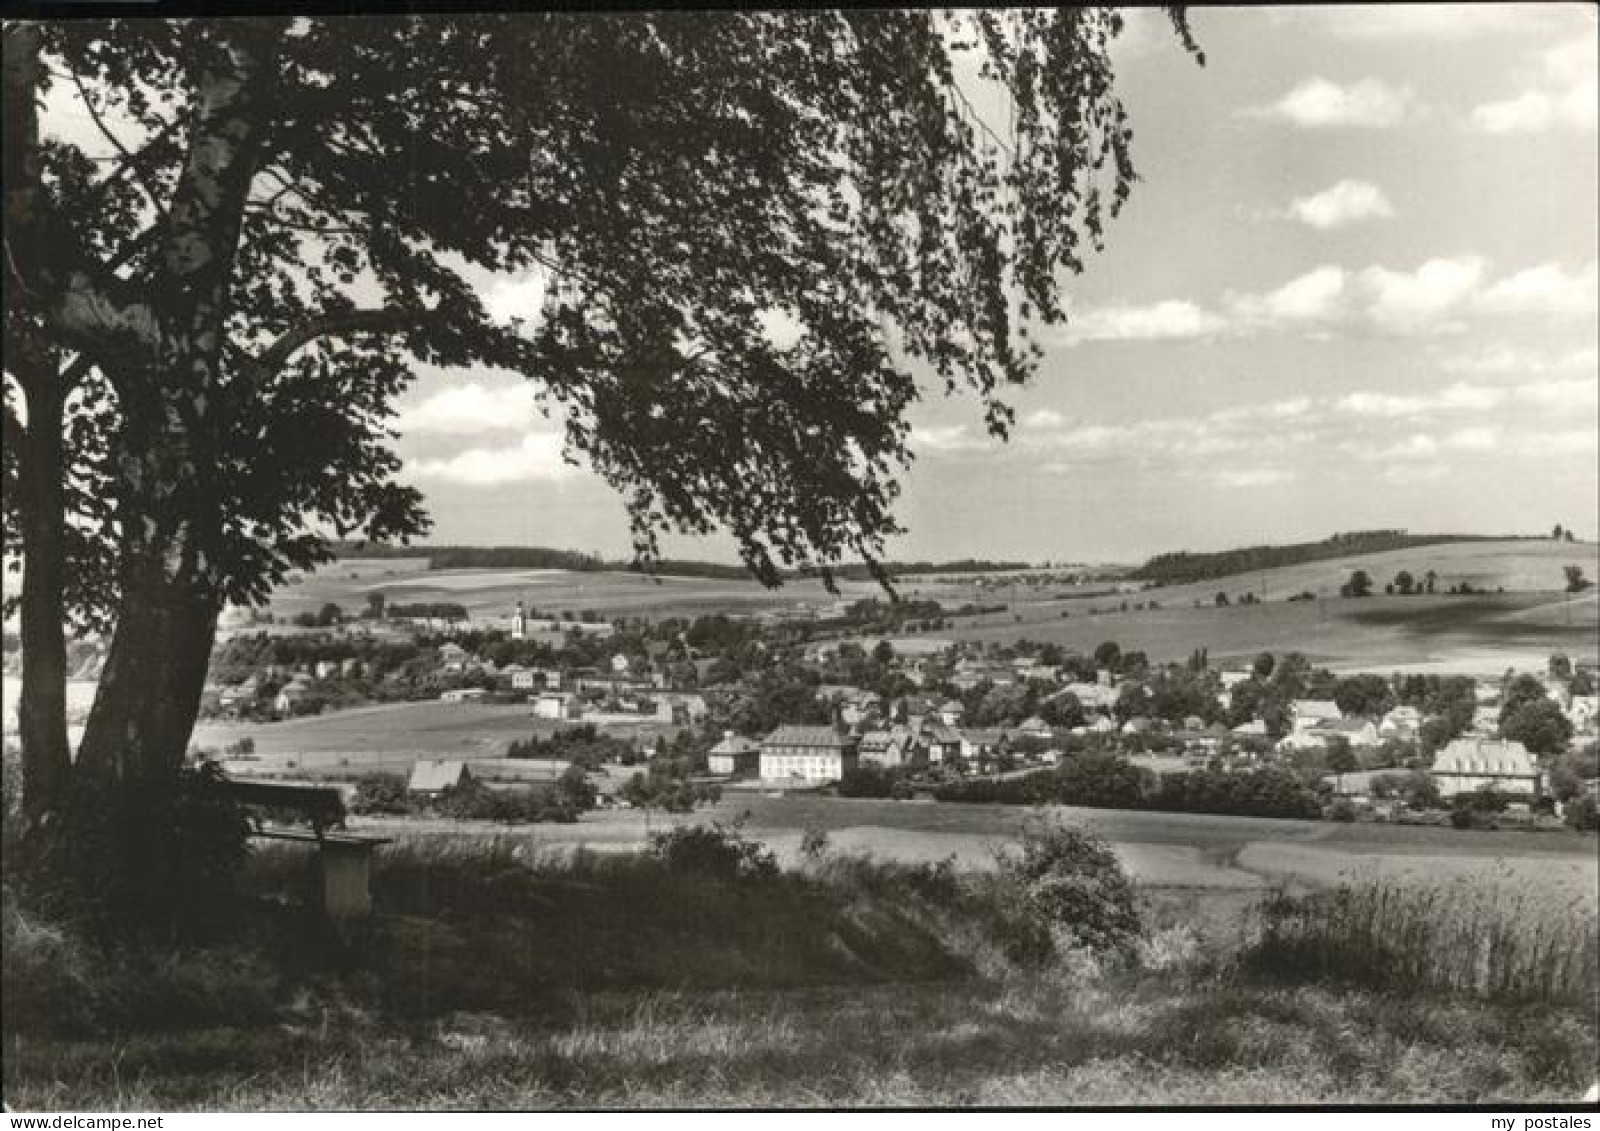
xmin=710 ymin=660 xmax=1599 ymax=799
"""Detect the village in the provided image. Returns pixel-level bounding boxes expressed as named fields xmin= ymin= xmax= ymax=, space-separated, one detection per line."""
xmin=147 ymin=580 xmax=1600 ymax=831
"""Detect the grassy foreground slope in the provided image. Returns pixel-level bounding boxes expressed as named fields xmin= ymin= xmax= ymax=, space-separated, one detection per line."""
xmin=5 ymin=832 xmax=1595 ymax=1109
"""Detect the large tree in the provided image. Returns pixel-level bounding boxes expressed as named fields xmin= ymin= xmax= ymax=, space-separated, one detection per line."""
xmin=4 ymin=11 xmax=1199 ymax=819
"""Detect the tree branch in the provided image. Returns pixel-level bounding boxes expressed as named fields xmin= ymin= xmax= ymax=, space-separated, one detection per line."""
xmin=254 ymin=307 xmax=430 ymax=373
xmin=64 ymin=66 xmax=170 ymax=222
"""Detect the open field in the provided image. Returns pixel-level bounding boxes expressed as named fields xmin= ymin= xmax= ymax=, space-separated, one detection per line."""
xmin=251 ymin=540 xmax=1599 ymax=670
xmin=347 ymin=795 xmax=1599 ymax=909
xmin=264 ymin=559 xmax=919 ymax=622
xmin=190 ymin=700 xmax=677 ymax=769
xmin=938 ymin=591 xmax=1598 ymax=671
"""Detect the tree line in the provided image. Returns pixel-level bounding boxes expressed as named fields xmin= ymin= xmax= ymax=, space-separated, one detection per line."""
xmin=1134 ymin=531 xmax=1526 ymax=586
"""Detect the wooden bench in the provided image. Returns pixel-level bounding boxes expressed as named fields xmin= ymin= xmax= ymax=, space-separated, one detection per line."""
xmin=221 ymin=778 xmax=390 ymax=919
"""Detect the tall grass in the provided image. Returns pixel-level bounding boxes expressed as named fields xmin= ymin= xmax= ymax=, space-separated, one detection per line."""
xmin=1245 ymin=877 xmax=1598 ymax=1006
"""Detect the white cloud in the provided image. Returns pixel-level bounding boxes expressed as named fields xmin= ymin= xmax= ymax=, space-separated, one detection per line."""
xmin=911 ymin=424 xmax=992 ymax=453
xmin=1231 ymin=265 xmax=1348 ymax=324
xmin=1023 ymin=409 xmax=1065 ymax=428
xmin=395 ymin=382 xmax=542 ymax=436
xmin=1473 ymin=35 xmax=1598 ymax=132
xmin=1214 ymin=468 xmax=1294 ymax=488
xmin=1524 ymin=378 xmax=1600 ymax=413
xmin=1358 ymin=257 xmax=1487 ymax=332
xmin=1057 ymin=259 xmax=1594 ymax=345
xmin=1243 ymin=78 xmax=1415 ymax=128
xmin=1475 ymin=262 xmax=1598 ymax=315
xmin=405 ymin=432 xmax=576 ymax=485
xmin=1056 ymin=299 xmax=1227 ymax=344
xmin=1289 ymin=180 xmax=1394 ymax=229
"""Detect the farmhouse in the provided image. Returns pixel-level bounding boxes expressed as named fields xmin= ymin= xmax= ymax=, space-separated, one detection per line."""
xmin=1567 ymin=695 xmax=1597 ymax=734
xmin=959 ymin=728 xmax=1008 ymax=764
xmin=408 ymin=760 xmax=471 ymax=795
xmin=438 ymin=642 xmax=469 ymax=672
xmin=439 ymin=687 xmax=487 ymax=703
xmin=910 ymin=717 xmax=963 ymax=764
xmin=707 ymin=732 xmax=761 ymax=776
xmin=653 ymin=693 xmax=709 ymax=724
xmin=760 ymin=726 xmax=859 ymax=784
xmin=1016 ymin=716 xmax=1054 ymax=742
xmin=1428 ymin=738 xmax=1541 ymax=800
xmin=1378 ymin=705 xmax=1421 ymax=740
xmin=859 ymin=727 xmax=923 ymax=770
xmin=1290 ymin=700 xmax=1341 ymax=732
xmin=532 ymin=692 xmax=582 ymax=720
xmin=274 ymin=677 xmax=316 ymax=715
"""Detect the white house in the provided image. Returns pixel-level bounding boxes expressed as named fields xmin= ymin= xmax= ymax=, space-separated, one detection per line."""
xmin=274 ymin=676 xmax=315 ymax=715
xmin=1378 ymin=705 xmax=1422 ymax=739
xmin=1290 ymin=700 xmax=1341 ymax=732
xmin=1566 ymin=696 xmax=1597 ymax=733
xmin=937 ymin=699 xmax=966 ymax=727
xmin=707 ymin=732 xmax=761 ymax=776
xmin=440 ymin=687 xmax=486 ymax=703
xmin=408 ymin=759 xmax=471 ymax=795
xmin=859 ymin=727 xmax=921 ymax=770
xmin=533 ymin=692 xmax=582 ymax=720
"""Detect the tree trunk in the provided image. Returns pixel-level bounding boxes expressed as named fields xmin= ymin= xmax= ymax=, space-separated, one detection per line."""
xmin=75 ymin=552 xmax=220 ymax=789
xmin=14 ymin=353 xmax=73 ymax=823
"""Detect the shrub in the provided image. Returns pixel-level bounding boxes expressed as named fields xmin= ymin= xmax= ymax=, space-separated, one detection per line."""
xmin=995 ymin=819 xmax=1141 ymax=960
xmin=799 ymin=825 xmax=830 ymax=862
xmin=838 ymin=764 xmax=901 ymax=798
xmin=648 ymin=820 xmax=779 ymax=882
xmin=1327 ymin=798 xmax=1357 ymax=822
xmin=1564 ymin=793 xmax=1597 ymax=832
xmin=434 ymin=778 xmax=577 ymax=823
xmin=349 ymin=772 xmax=413 ymax=815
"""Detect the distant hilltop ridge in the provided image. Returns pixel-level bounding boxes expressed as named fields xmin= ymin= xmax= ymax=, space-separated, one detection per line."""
xmin=326 ymin=541 xmax=1034 ymax=582
xmin=1132 ymin=530 xmax=1572 ymax=586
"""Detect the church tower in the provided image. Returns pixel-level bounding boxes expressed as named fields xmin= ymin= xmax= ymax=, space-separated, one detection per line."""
xmin=512 ymin=599 xmax=528 ymax=640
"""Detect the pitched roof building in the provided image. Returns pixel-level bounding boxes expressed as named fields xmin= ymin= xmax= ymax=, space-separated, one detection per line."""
xmin=1428 ymin=738 xmax=1541 ymax=799
xmin=760 ymin=726 xmax=859 ymax=784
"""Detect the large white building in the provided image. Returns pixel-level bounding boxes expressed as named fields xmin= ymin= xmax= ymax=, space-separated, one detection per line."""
xmin=1428 ymin=738 xmax=1541 ymax=800
xmin=760 ymin=726 xmax=859 ymax=784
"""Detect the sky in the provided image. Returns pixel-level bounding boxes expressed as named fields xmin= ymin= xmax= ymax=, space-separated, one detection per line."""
xmin=36 ymin=5 xmax=1600 ymax=568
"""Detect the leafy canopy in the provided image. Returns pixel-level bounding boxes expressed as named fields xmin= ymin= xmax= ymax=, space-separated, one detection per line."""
xmin=6 ymin=11 xmax=1198 ymax=610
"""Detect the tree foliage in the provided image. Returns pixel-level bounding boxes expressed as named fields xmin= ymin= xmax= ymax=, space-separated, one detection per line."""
xmin=4 ymin=11 xmax=1202 ymax=830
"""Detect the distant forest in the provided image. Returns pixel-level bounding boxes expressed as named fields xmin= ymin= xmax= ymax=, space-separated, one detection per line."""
xmin=328 ymin=542 xmax=1029 ymax=582
xmin=1132 ymin=531 xmax=1532 ymax=586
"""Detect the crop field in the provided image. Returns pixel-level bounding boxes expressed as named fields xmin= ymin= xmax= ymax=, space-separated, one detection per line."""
xmin=264 ymin=559 xmax=919 ymax=622
xmin=937 ymin=591 xmax=1598 ymax=672
xmin=189 ymin=700 xmax=677 ymax=771
xmin=349 ymin=794 xmax=1599 ymax=910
